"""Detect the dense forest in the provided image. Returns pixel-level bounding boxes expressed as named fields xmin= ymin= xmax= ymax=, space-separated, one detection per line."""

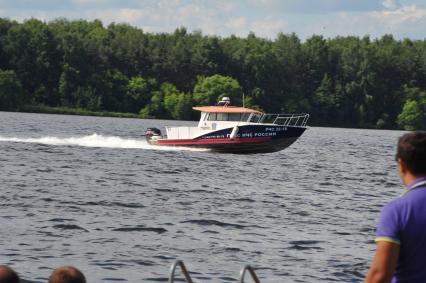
xmin=0 ymin=18 xmax=425 ymax=130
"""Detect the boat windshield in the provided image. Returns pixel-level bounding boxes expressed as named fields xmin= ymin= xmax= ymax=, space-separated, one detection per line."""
xmin=206 ymin=112 xmax=252 ymax=122
xmin=249 ymin=113 xmax=262 ymax=123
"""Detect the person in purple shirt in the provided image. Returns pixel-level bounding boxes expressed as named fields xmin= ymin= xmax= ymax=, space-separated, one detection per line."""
xmin=365 ymin=131 xmax=426 ymax=283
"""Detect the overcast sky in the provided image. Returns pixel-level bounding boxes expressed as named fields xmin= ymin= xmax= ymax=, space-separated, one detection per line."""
xmin=0 ymin=0 xmax=425 ymax=40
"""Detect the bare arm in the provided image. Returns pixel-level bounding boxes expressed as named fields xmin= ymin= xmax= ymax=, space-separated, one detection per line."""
xmin=365 ymin=241 xmax=400 ymax=283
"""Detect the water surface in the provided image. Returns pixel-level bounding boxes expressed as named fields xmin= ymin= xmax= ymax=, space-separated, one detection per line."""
xmin=0 ymin=112 xmax=404 ymax=282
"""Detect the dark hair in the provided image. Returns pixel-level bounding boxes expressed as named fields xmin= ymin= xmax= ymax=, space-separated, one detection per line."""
xmin=0 ymin=265 xmax=20 ymax=283
xmin=48 ymin=267 xmax=86 ymax=283
xmin=396 ymin=131 xmax=426 ymax=176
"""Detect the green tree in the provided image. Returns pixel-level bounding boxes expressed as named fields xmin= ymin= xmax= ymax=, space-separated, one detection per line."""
xmin=163 ymin=82 xmax=193 ymax=119
xmin=126 ymin=76 xmax=157 ymax=112
xmin=0 ymin=69 xmax=25 ymax=110
xmin=2 ymin=18 xmax=426 ymax=128
xmin=313 ymin=73 xmax=338 ymax=125
xmin=5 ymin=19 xmax=62 ymax=105
xmin=101 ymin=69 xmax=129 ymax=112
xmin=396 ymin=86 xmax=426 ymax=130
xmin=0 ymin=18 xmax=17 ymax=70
xmin=376 ymin=113 xmax=390 ymax=129
xmin=139 ymin=90 xmax=165 ymax=119
xmin=193 ymin=75 xmax=242 ymax=106
xmin=397 ymin=100 xmax=425 ymax=130
xmin=140 ymin=82 xmax=192 ymax=119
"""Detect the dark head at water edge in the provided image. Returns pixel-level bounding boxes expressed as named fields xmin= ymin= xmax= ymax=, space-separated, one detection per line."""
xmin=0 ymin=266 xmax=85 ymax=283
xmin=48 ymin=266 xmax=86 ymax=283
xmin=0 ymin=266 xmax=19 ymax=283
xmin=395 ymin=132 xmax=426 ymax=180
xmin=365 ymin=131 xmax=426 ymax=283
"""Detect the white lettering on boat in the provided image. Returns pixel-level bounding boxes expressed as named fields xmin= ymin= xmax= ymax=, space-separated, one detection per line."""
xmin=254 ymin=132 xmax=277 ymax=137
xmin=266 ymin=127 xmax=287 ymax=132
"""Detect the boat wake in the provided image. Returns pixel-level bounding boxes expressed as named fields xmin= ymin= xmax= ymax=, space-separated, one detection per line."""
xmin=0 ymin=133 xmax=209 ymax=152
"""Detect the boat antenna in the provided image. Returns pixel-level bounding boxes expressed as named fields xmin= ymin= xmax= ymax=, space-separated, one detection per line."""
xmin=242 ymin=92 xmax=245 ymax=108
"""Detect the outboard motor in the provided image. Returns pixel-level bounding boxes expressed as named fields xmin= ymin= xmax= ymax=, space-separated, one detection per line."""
xmin=145 ymin=128 xmax=162 ymax=142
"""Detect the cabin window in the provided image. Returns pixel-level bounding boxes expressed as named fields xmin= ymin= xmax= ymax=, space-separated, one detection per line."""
xmin=249 ymin=113 xmax=262 ymax=123
xmin=207 ymin=113 xmax=217 ymax=121
xmin=241 ymin=113 xmax=251 ymax=121
xmin=228 ymin=113 xmax=241 ymax=121
xmin=201 ymin=112 xmax=208 ymax=121
xmin=207 ymin=112 xmax=251 ymax=121
xmin=216 ymin=113 xmax=228 ymax=121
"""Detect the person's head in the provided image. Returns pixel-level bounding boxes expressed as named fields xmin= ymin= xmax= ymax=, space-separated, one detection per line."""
xmin=396 ymin=131 xmax=426 ymax=184
xmin=48 ymin=266 xmax=86 ymax=283
xmin=0 ymin=265 xmax=20 ymax=283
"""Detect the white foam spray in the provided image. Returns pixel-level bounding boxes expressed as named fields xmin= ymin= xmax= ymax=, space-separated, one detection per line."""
xmin=0 ymin=133 xmax=209 ymax=152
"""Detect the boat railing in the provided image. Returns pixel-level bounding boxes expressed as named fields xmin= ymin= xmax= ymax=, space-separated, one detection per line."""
xmin=169 ymin=260 xmax=261 ymax=283
xmin=259 ymin=113 xmax=309 ymax=127
xmin=239 ymin=265 xmax=261 ymax=283
xmin=169 ymin=260 xmax=194 ymax=283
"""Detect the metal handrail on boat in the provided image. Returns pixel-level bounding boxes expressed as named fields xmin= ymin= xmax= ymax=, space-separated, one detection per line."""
xmin=169 ymin=260 xmax=194 ymax=283
xmin=260 ymin=113 xmax=309 ymax=127
xmin=168 ymin=261 xmax=261 ymax=283
xmin=239 ymin=265 xmax=261 ymax=283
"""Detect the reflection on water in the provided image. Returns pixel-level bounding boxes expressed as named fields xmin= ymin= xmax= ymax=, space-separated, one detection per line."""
xmin=0 ymin=112 xmax=403 ymax=282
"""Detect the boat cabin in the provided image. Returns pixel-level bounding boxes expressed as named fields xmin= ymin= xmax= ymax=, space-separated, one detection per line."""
xmin=154 ymin=97 xmax=309 ymax=141
xmin=146 ymin=97 xmax=309 ymax=153
xmin=193 ymin=106 xmax=262 ymax=129
xmin=164 ymin=97 xmax=263 ymax=139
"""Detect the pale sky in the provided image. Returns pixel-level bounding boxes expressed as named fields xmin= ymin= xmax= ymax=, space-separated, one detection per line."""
xmin=1 ymin=0 xmax=426 ymax=40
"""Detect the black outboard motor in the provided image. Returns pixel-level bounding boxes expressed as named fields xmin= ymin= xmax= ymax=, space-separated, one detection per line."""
xmin=145 ymin=128 xmax=162 ymax=141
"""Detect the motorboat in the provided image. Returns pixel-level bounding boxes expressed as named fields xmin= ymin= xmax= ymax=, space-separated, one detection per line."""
xmin=145 ymin=97 xmax=309 ymax=153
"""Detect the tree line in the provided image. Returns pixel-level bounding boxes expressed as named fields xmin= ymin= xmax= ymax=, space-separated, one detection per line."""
xmin=0 ymin=18 xmax=425 ymax=130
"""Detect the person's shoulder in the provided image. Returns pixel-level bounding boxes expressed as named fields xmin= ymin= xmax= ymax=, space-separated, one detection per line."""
xmin=381 ymin=196 xmax=406 ymax=215
xmin=382 ymin=189 xmax=425 ymax=214
xmin=384 ymin=196 xmax=403 ymax=209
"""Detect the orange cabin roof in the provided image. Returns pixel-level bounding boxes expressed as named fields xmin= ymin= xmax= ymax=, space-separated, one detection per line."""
xmin=192 ymin=106 xmax=262 ymax=114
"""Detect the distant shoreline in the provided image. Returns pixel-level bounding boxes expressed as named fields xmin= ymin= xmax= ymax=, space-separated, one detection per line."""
xmin=20 ymin=104 xmax=142 ymax=119
xmin=6 ymin=104 xmax=404 ymax=131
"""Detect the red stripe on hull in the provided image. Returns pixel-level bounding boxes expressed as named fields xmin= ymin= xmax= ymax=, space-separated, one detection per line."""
xmin=156 ymin=137 xmax=271 ymax=145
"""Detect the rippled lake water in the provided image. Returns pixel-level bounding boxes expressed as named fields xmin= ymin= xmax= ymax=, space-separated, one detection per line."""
xmin=0 ymin=111 xmax=405 ymax=282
